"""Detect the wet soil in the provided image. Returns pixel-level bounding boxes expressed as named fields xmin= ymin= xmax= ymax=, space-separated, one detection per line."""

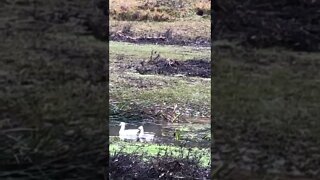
xmin=135 ymin=58 xmax=211 ymax=78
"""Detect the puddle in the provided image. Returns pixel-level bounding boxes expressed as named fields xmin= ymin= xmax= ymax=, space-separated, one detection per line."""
xmin=109 ymin=119 xmax=210 ymax=148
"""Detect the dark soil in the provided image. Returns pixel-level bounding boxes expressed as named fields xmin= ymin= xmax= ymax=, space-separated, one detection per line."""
xmin=109 ymin=152 xmax=210 ymax=179
xmin=135 ymin=58 xmax=211 ymax=78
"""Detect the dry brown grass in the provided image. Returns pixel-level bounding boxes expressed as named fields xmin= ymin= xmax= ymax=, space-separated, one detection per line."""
xmin=110 ymin=0 xmax=172 ymax=21
xmin=110 ymin=19 xmax=210 ymax=41
xmin=194 ymin=0 xmax=211 ymax=16
xmin=109 ymin=0 xmax=211 ymax=21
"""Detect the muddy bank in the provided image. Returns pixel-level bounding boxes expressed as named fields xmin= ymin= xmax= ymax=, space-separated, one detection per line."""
xmin=110 ymin=31 xmax=211 ymax=47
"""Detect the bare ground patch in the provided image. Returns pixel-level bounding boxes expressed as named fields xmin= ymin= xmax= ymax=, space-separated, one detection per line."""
xmin=109 ymin=152 xmax=210 ymax=179
xmin=135 ymin=58 xmax=211 ymax=78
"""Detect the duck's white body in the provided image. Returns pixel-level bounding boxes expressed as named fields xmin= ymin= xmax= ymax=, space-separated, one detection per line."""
xmin=138 ymin=126 xmax=155 ymax=142
xmin=119 ymin=122 xmax=140 ymax=140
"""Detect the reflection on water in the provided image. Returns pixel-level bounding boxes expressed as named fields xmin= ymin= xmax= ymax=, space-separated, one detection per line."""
xmin=119 ymin=134 xmax=139 ymax=141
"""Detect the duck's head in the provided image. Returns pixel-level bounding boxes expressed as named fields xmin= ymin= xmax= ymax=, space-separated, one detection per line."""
xmin=138 ymin=126 xmax=143 ymax=130
xmin=119 ymin=122 xmax=126 ymax=126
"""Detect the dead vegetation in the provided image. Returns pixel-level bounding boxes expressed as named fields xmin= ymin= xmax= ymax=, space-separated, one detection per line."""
xmin=109 ymin=0 xmax=211 ymax=21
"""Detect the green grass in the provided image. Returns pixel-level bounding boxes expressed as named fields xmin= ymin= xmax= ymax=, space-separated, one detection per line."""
xmin=214 ymin=40 xmax=320 ymax=144
xmin=112 ymin=77 xmax=210 ymax=105
xmin=174 ymin=123 xmax=211 ymax=141
xmin=110 ymin=41 xmax=210 ymax=60
xmin=109 ymin=39 xmax=211 ymax=172
xmin=109 ymin=140 xmax=211 ymax=167
xmin=109 ymin=41 xmax=211 ymax=116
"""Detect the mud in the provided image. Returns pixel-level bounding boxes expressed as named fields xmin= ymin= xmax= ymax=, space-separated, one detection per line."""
xmin=135 ymin=58 xmax=211 ymax=78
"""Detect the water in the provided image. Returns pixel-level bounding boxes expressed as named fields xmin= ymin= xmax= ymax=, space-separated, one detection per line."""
xmin=109 ymin=118 xmax=210 ymax=148
xmin=110 ymin=122 xmax=162 ymax=137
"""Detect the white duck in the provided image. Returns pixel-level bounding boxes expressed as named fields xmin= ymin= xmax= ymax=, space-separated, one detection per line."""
xmin=119 ymin=122 xmax=140 ymax=140
xmin=138 ymin=126 xmax=155 ymax=142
